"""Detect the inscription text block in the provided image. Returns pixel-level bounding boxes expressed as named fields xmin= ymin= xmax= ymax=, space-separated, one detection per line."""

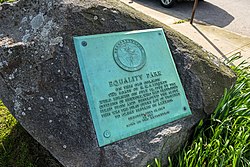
xmin=74 ymin=28 xmax=192 ymax=146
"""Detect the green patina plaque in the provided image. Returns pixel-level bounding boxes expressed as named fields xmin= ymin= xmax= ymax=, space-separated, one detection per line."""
xmin=74 ymin=28 xmax=192 ymax=147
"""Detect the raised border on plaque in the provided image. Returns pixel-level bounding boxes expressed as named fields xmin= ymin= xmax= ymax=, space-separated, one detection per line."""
xmin=74 ymin=28 xmax=192 ymax=147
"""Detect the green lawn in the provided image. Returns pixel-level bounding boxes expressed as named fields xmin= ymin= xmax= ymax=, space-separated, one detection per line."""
xmin=0 ymin=101 xmax=63 ymax=167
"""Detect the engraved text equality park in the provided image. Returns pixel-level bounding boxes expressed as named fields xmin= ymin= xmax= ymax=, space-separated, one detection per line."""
xmin=99 ymin=70 xmax=181 ymax=127
xmin=74 ymin=28 xmax=191 ymax=146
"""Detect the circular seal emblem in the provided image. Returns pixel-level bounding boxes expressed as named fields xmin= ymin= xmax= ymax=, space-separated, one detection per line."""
xmin=113 ymin=39 xmax=146 ymax=72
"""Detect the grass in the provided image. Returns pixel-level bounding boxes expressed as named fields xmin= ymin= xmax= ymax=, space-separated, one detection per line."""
xmin=0 ymin=101 xmax=63 ymax=167
xmin=1 ymin=61 xmax=249 ymax=167
xmin=0 ymin=0 xmax=249 ymax=161
xmin=0 ymin=0 xmax=15 ymax=3
xmin=148 ymin=60 xmax=250 ymax=167
xmin=0 ymin=1 xmax=62 ymax=165
xmin=173 ymin=19 xmax=189 ymax=24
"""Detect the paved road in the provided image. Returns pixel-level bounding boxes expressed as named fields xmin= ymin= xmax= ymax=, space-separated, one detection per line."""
xmin=121 ymin=0 xmax=250 ymax=65
xmin=130 ymin=0 xmax=250 ymax=37
xmin=205 ymin=0 xmax=250 ymax=37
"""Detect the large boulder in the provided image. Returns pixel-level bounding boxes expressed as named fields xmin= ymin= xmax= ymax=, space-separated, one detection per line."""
xmin=0 ymin=0 xmax=236 ymax=166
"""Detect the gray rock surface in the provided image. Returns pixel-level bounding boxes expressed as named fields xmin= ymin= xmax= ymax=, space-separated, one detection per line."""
xmin=0 ymin=0 xmax=236 ymax=166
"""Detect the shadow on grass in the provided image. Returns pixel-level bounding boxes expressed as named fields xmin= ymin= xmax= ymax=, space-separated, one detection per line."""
xmin=0 ymin=122 xmax=63 ymax=167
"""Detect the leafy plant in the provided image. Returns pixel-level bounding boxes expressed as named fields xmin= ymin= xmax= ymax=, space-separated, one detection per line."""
xmin=167 ymin=61 xmax=250 ymax=167
xmin=147 ymin=158 xmax=162 ymax=167
xmin=148 ymin=58 xmax=249 ymax=167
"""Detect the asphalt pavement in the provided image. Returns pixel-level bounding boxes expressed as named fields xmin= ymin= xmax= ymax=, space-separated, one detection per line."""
xmin=121 ymin=0 xmax=250 ymax=65
xmin=205 ymin=0 xmax=250 ymax=37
